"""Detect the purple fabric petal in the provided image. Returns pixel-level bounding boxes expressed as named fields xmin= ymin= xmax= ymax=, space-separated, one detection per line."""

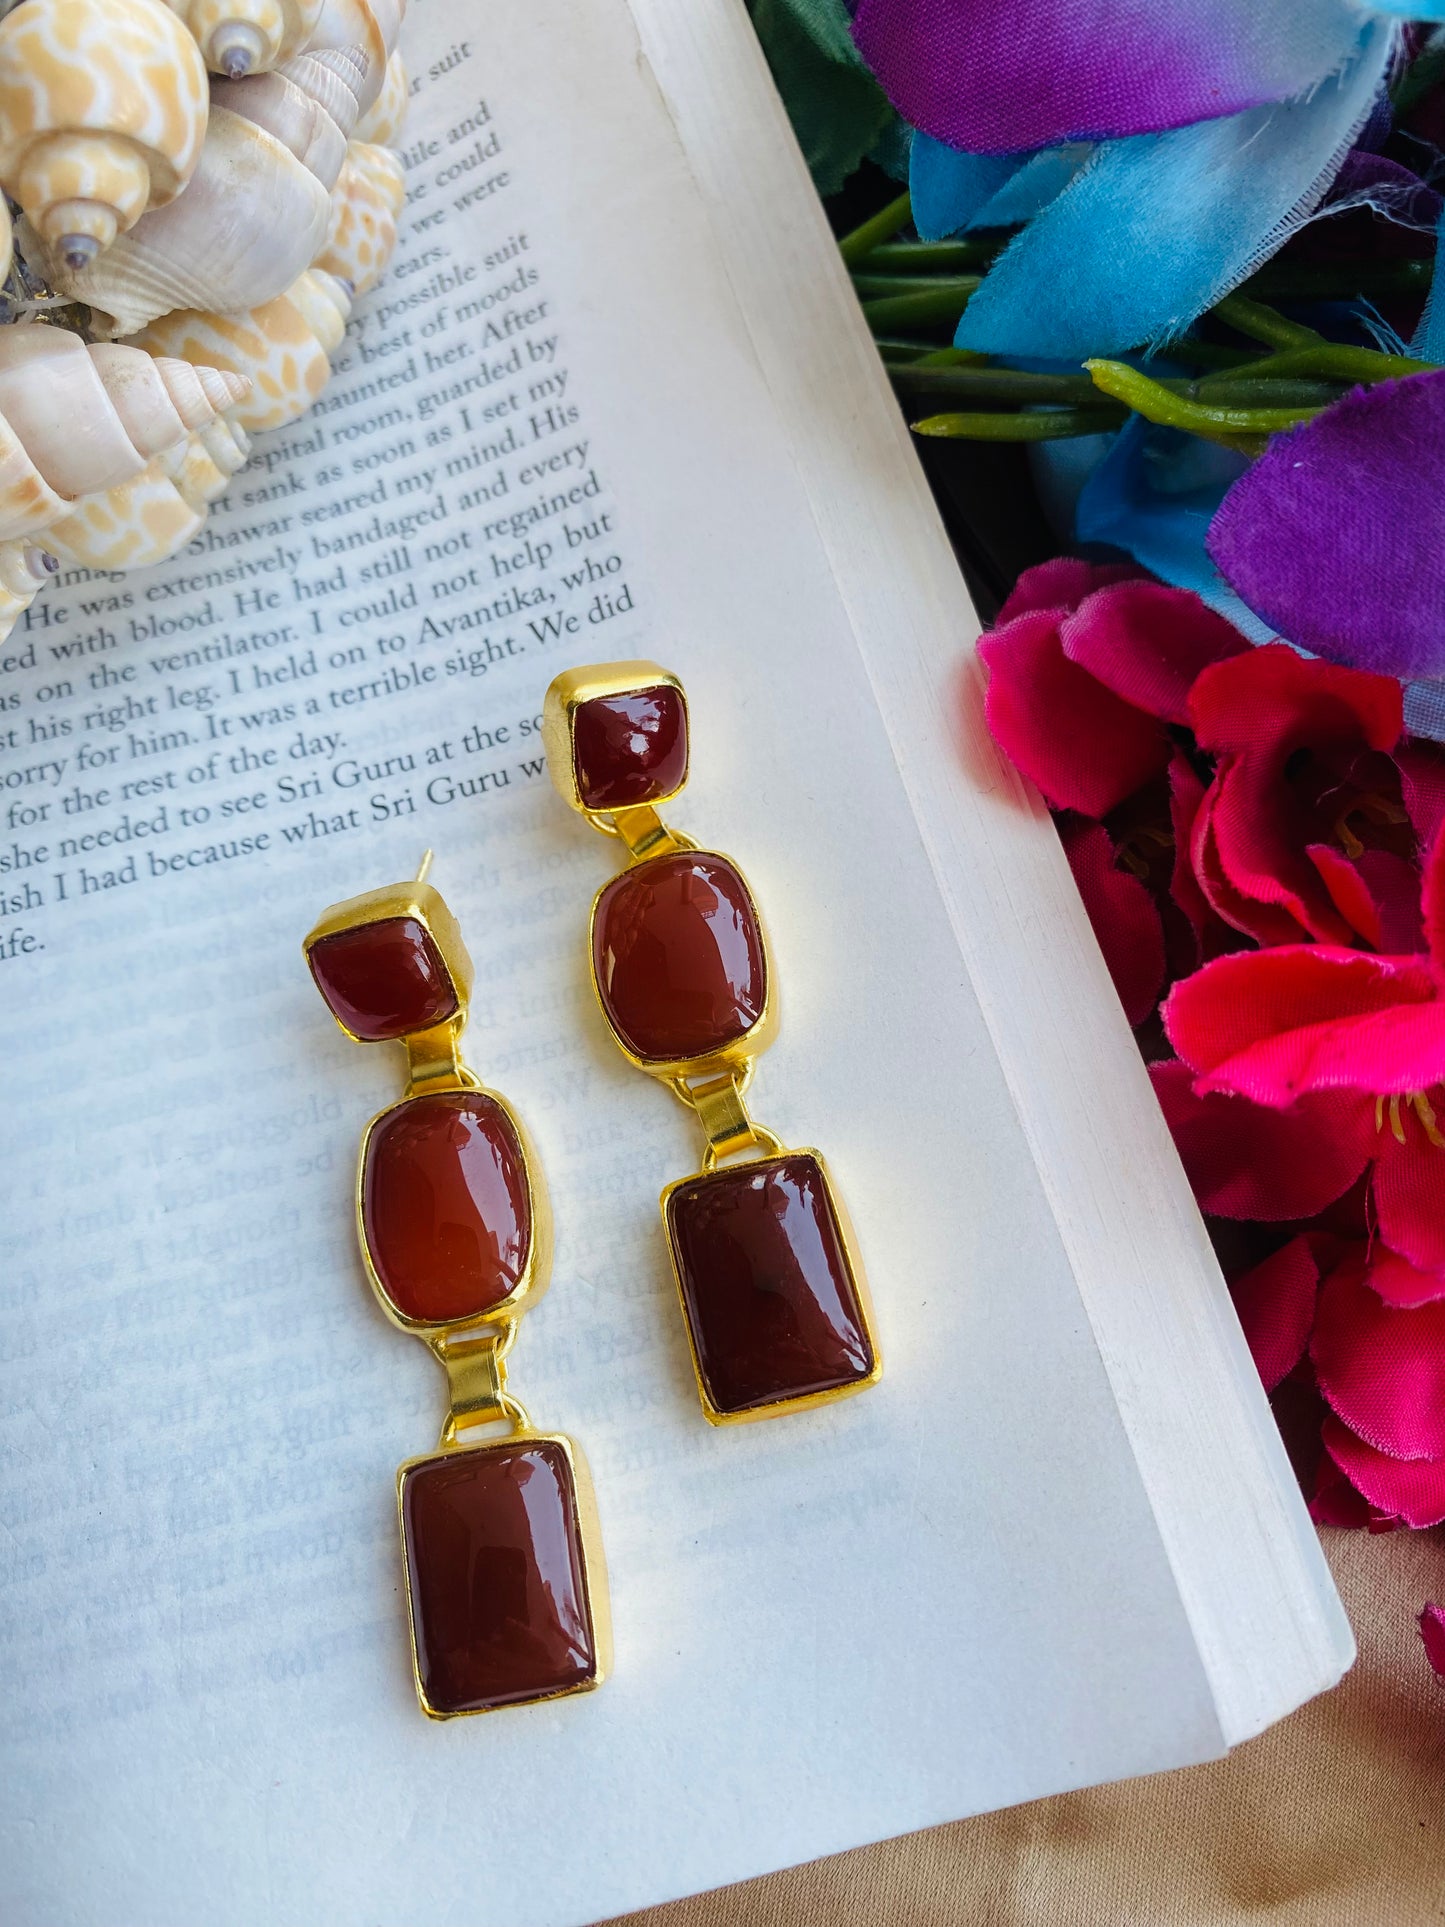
xmin=1207 ymin=371 xmax=1445 ymax=682
xmin=851 ymin=0 xmax=1371 ymax=153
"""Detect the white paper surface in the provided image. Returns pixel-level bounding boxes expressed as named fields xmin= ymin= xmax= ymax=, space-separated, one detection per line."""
xmin=0 ymin=3 xmax=1285 ymax=1922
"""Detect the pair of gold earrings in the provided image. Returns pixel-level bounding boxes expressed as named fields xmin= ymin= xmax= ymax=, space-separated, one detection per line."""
xmin=303 ymin=661 xmax=881 ymax=1720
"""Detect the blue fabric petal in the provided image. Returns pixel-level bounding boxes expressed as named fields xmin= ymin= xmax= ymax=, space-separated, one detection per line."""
xmin=956 ymin=21 xmax=1395 ymax=359
xmin=1411 ymin=207 xmax=1445 ymax=361
xmin=909 ymin=132 xmax=1022 ymax=239
xmin=1074 ymin=417 xmax=1274 ymax=639
xmin=968 ymin=146 xmax=1090 ymax=229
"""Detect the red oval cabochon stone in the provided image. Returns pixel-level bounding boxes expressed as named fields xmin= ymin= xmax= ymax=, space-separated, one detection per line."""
xmin=593 ymin=851 xmax=765 ymax=1062
xmin=362 ymin=1091 xmax=532 ymax=1323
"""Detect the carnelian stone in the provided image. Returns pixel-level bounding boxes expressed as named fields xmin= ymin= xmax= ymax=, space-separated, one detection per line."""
xmin=362 ymin=1092 xmax=531 ymax=1324
xmin=593 ymin=852 xmax=765 ymax=1062
xmin=309 ymin=916 xmax=456 ymax=1041
xmin=574 ymin=684 xmax=687 ymax=810
xmin=401 ymin=1440 xmax=598 ymax=1714
xmin=665 ymin=1153 xmax=874 ymax=1414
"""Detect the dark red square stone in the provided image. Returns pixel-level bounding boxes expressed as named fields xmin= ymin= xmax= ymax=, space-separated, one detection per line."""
xmin=665 ymin=1153 xmax=875 ymax=1416
xmin=309 ymin=916 xmax=457 ymax=1042
xmin=401 ymin=1439 xmax=598 ymax=1715
xmin=362 ymin=1091 xmax=532 ymax=1324
xmin=573 ymin=683 xmax=688 ymax=811
xmin=593 ymin=851 xmax=765 ymax=1063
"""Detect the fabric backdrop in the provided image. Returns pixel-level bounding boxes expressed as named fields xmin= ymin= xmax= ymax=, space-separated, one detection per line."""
xmin=611 ymin=1528 xmax=1444 ymax=1925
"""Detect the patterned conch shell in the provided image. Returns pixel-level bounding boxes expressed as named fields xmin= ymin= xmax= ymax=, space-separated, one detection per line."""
xmin=127 ymin=267 xmax=350 ymax=432
xmin=0 ymin=0 xmax=208 ymax=270
xmin=0 ymin=538 xmax=60 ymax=646
xmin=314 ymin=138 xmax=401 ymax=294
xmin=0 ymin=325 xmax=249 ymax=538
xmin=46 ymin=458 xmax=204 ymax=569
xmin=298 ymin=0 xmax=401 ymax=118
xmin=33 ymin=83 xmax=337 ymax=335
xmin=354 ymin=46 xmax=404 ymax=145
xmin=163 ymin=0 xmax=322 ymax=78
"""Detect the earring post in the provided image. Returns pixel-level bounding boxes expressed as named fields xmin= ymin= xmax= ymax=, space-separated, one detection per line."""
xmin=415 ymin=849 xmax=434 ymax=885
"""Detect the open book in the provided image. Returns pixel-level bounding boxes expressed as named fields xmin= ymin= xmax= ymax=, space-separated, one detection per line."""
xmin=0 ymin=1 xmax=1352 ymax=1922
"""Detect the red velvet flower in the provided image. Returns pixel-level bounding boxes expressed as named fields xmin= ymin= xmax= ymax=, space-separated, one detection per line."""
xmin=1186 ymin=644 xmax=1411 ymax=947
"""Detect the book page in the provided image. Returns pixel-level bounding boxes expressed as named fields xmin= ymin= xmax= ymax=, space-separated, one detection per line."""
xmin=0 ymin=3 xmax=1296 ymax=1923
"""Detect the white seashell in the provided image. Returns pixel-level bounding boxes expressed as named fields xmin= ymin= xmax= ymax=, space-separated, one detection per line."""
xmin=354 ymin=47 xmax=404 ymax=145
xmin=298 ymin=0 xmax=396 ymax=116
xmin=276 ymin=42 xmax=365 ymax=139
xmin=210 ymin=63 xmax=348 ymax=191
xmin=0 ymin=201 xmax=12 ymax=289
xmin=0 ymin=0 xmax=208 ymax=269
xmin=197 ymin=415 xmax=252 ymax=478
xmin=127 ymin=267 xmax=351 ymax=431
xmin=46 ymin=457 xmax=204 ymax=569
xmin=0 ymin=326 xmax=248 ymax=539
xmin=314 ymin=138 xmax=400 ymax=293
xmin=34 ymin=97 xmax=334 ymax=335
xmin=163 ymin=0 xmax=321 ymax=78
xmin=0 ymin=537 xmax=60 ymax=645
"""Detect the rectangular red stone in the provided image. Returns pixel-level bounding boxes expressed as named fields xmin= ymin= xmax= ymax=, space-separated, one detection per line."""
xmin=663 ymin=1151 xmax=877 ymax=1419
xmin=399 ymin=1437 xmax=602 ymax=1716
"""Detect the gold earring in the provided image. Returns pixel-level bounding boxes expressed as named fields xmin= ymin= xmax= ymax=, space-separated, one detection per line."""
xmin=543 ymin=663 xmax=881 ymax=1425
xmin=303 ymin=854 xmax=610 ymax=1718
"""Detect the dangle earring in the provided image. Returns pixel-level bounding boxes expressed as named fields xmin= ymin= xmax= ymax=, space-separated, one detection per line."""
xmin=303 ymin=855 xmax=609 ymax=1718
xmin=543 ymin=663 xmax=881 ymax=1424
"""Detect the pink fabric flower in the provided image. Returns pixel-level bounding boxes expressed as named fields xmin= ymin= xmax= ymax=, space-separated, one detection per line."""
xmin=978 ymin=561 xmax=1244 ymax=818
xmin=1164 ymin=831 xmax=1445 ymax=1271
xmin=1187 ymin=644 xmax=1410 ymax=947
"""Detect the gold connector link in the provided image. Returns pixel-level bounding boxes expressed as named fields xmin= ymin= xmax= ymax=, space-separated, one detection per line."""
xmin=432 ymin=1322 xmax=531 ymax=1446
xmin=673 ymin=1064 xmax=786 ymax=1171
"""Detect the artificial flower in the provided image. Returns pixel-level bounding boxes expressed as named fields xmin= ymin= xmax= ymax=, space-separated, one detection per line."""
xmin=850 ymin=0 xmax=1401 ymax=357
xmin=1149 ymin=1061 xmax=1375 ymax=1221
xmin=1060 ymin=818 xmax=1165 ymax=1026
xmin=1164 ymin=828 xmax=1445 ymax=1272
xmin=1229 ymin=1232 xmax=1335 ymax=1390
xmin=977 ymin=558 xmax=1244 ymax=816
xmin=1207 ymin=371 xmax=1445 ymax=682
xmin=1185 ymin=644 xmax=1412 ymax=947
xmin=1310 ymin=1249 xmax=1445 ymax=1460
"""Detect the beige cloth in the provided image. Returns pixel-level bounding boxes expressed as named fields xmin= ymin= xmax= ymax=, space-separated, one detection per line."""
xmin=616 ymin=1530 xmax=1445 ymax=1926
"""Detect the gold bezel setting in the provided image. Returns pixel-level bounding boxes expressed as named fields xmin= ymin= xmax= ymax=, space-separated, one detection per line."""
xmin=541 ymin=658 xmax=689 ymax=816
xmin=302 ymin=880 xmax=473 ymax=1044
xmin=660 ymin=1147 xmax=882 ymax=1426
xmin=397 ymin=1429 xmax=612 ymax=1720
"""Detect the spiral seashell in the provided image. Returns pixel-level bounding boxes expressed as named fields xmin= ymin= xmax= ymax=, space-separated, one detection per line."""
xmin=157 ymin=429 xmax=230 ymax=510
xmin=127 ymin=267 xmax=351 ymax=431
xmin=210 ymin=62 xmax=349 ymax=191
xmin=298 ymin=0 xmax=397 ymax=116
xmin=164 ymin=0 xmax=321 ymax=77
xmin=33 ymin=91 xmax=335 ymax=334
xmin=46 ymin=458 xmax=204 ymax=569
xmin=0 ymin=537 xmax=60 ymax=645
xmin=314 ymin=138 xmax=400 ymax=293
xmin=0 ymin=0 xmax=208 ymax=270
xmin=276 ymin=42 xmax=365 ymax=139
xmin=354 ymin=45 xmax=403 ymax=144
xmin=0 ymin=327 xmax=248 ymax=540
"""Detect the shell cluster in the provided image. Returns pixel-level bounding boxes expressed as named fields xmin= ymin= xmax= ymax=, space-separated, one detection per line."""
xmin=0 ymin=0 xmax=407 ymax=639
